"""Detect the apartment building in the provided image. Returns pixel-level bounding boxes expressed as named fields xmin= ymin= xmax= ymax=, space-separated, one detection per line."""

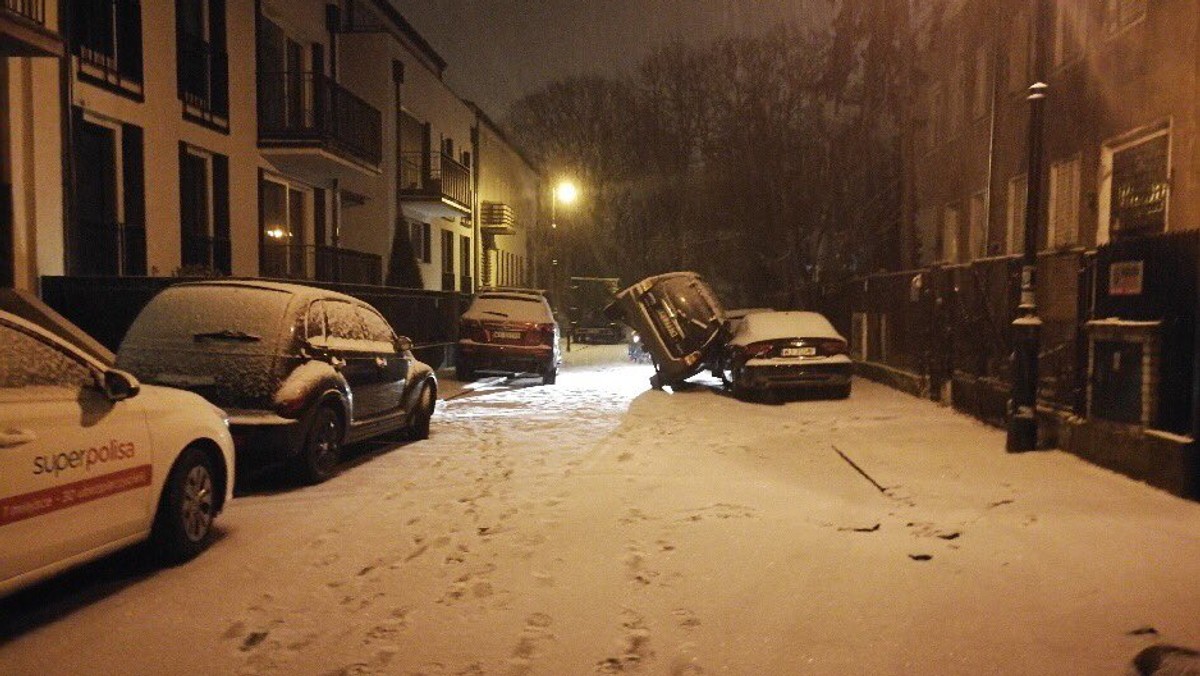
xmin=902 ymin=0 xmax=1198 ymax=267
xmin=2 ymin=0 xmax=538 ymax=295
xmin=471 ymin=103 xmax=537 ymax=289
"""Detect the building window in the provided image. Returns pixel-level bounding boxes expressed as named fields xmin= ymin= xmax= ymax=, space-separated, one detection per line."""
xmin=1007 ymin=174 xmax=1028 ymax=255
xmin=260 ymin=176 xmax=310 ymax=278
xmin=410 ymin=221 xmax=431 ymax=263
xmin=73 ymin=0 xmax=144 ymax=98
xmin=1104 ymin=0 xmax=1147 ymax=37
xmin=968 ymin=191 xmax=987 ymax=260
xmin=1048 ymin=156 xmax=1081 ymax=249
xmin=947 ymin=61 xmax=964 ymax=135
xmin=440 ymin=229 xmax=455 ymax=290
xmin=180 ymin=144 xmax=230 ymax=274
xmin=941 ymin=204 xmax=960 ymax=263
xmin=972 ymin=45 xmax=991 ymax=120
xmin=1053 ymin=1 xmax=1087 ymax=68
xmin=1101 ymin=127 xmax=1169 ymax=242
xmin=1007 ymin=7 xmax=1029 ymax=91
xmin=69 ymin=110 xmax=146 ymax=276
xmin=927 ymin=84 xmax=944 ymax=150
xmin=177 ymin=0 xmax=229 ymax=128
xmin=460 ymin=235 xmax=472 ymax=292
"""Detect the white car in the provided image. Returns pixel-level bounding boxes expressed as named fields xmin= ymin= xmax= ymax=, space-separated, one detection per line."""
xmin=720 ymin=310 xmax=853 ymax=399
xmin=0 ymin=310 xmax=235 ymax=597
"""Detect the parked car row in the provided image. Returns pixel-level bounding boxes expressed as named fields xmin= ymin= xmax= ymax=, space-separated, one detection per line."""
xmin=607 ymin=272 xmax=853 ymax=399
xmin=1 ymin=280 xmax=438 ymax=598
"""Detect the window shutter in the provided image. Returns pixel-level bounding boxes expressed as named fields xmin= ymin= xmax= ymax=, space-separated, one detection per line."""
xmin=121 ymin=124 xmax=146 ymax=275
xmin=212 ymin=153 xmax=231 ymax=274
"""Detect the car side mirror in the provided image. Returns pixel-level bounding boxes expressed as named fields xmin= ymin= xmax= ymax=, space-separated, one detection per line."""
xmin=103 ymin=369 xmax=141 ymax=402
xmin=395 ymin=335 xmax=413 ymax=352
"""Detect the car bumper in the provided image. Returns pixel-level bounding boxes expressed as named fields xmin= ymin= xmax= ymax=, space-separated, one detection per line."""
xmin=227 ymin=411 xmax=308 ymax=469
xmin=457 ymin=341 xmax=555 ymax=373
xmin=740 ymin=361 xmax=852 ymax=390
xmin=574 ymin=327 xmax=624 ymax=344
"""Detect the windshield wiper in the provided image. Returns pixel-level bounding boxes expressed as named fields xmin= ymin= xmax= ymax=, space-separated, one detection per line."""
xmin=193 ymin=329 xmax=261 ymax=342
xmin=483 ymin=310 xmax=510 ymax=317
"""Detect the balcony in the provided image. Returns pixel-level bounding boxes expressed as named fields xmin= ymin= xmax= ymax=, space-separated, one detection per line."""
xmin=399 ymin=151 xmax=472 ymax=220
xmin=3 ymin=0 xmax=63 ymax=57
xmin=261 ymin=243 xmax=382 ymax=286
xmin=258 ymin=71 xmax=382 ymax=181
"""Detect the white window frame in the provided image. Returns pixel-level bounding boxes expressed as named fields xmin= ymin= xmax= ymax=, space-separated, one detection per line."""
xmin=182 ymin=145 xmax=215 ymax=238
xmin=1007 ymin=174 xmax=1028 ymax=255
xmin=1048 ymin=154 xmax=1082 ymax=249
xmin=941 ymin=204 xmax=960 ymax=263
xmin=80 ymin=111 xmax=126 ymax=225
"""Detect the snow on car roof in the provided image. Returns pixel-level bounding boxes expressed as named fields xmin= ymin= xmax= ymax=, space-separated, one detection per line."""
xmin=464 ymin=294 xmax=553 ymax=323
xmin=174 ymin=279 xmax=362 ymax=306
xmin=732 ymin=310 xmax=842 ymax=344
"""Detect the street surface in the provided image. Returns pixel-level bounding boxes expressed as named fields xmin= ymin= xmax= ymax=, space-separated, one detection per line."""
xmin=3 ymin=344 xmax=1199 ymax=675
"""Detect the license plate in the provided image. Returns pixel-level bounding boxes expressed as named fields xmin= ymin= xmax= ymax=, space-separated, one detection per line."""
xmin=493 ymin=330 xmax=521 ymax=340
xmin=781 ymin=346 xmax=817 ymax=357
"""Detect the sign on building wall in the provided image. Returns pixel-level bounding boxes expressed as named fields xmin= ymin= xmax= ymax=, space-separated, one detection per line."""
xmin=1111 ymin=134 xmax=1168 ymax=238
xmin=1109 ymin=260 xmax=1144 ymax=296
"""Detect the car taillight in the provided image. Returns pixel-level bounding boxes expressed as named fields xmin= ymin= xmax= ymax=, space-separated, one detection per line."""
xmin=746 ymin=341 xmax=773 ymax=358
xmin=821 ymin=340 xmax=847 ymax=356
xmin=460 ymin=319 xmax=484 ymax=341
xmin=537 ymin=323 xmax=556 ymax=346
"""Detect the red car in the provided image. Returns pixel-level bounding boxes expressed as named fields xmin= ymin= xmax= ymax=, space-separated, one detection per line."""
xmin=456 ymin=288 xmax=561 ymax=385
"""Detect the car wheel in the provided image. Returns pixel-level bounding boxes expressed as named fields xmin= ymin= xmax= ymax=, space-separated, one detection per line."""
xmin=542 ymin=364 xmax=557 ymax=385
xmin=832 ymin=382 xmax=852 ymax=399
xmin=455 ymin=361 xmax=475 ymax=382
xmin=407 ymin=382 xmax=435 ymax=440
xmin=730 ymin=365 xmax=750 ymax=400
xmin=152 ymin=446 xmax=217 ymax=563
xmin=295 ymin=405 xmax=342 ymax=484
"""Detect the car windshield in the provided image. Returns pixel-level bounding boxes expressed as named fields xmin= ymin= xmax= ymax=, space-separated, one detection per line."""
xmin=464 ymin=295 xmax=551 ymax=323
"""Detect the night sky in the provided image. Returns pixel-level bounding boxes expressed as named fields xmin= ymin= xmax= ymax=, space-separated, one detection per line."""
xmin=398 ymin=0 xmax=829 ymax=119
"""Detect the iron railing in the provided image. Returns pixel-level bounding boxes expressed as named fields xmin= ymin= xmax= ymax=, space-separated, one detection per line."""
xmin=178 ymin=32 xmax=228 ymax=118
xmin=73 ymin=221 xmax=145 ymax=276
xmin=260 ymin=243 xmax=382 ymax=286
xmin=258 ymin=71 xmax=382 ymax=167
xmin=4 ymin=0 xmax=45 ymax=24
xmin=399 ymin=150 xmax=472 ymax=209
xmin=74 ymin=0 xmax=142 ymax=86
xmin=181 ymin=233 xmax=231 ymax=275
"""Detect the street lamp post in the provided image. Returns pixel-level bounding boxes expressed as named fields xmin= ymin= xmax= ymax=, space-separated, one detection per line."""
xmin=1007 ymin=81 xmax=1048 ymax=452
xmin=549 ymin=180 xmax=577 ymax=311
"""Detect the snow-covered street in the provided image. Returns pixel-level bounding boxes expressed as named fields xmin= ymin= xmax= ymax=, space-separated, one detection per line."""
xmin=3 ymin=344 xmax=1200 ymax=675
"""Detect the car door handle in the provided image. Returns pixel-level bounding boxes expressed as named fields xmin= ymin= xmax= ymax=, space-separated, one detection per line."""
xmin=0 ymin=428 xmax=37 ymax=447
xmin=329 ymin=356 xmax=347 ymax=370
xmin=375 ymin=357 xmax=388 ymax=368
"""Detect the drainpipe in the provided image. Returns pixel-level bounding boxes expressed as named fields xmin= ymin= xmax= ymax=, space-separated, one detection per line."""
xmin=57 ymin=0 xmax=74 ymax=284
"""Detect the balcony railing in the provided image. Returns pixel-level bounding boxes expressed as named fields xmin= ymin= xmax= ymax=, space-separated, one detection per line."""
xmin=261 ymin=243 xmax=382 ymax=286
xmin=399 ymin=150 xmax=472 ymax=210
xmin=258 ymin=71 xmax=382 ymax=168
xmin=73 ymin=221 xmax=145 ymax=276
xmin=182 ymin=234 xmax=231 ymax=275
xmin=4 ymin=0 xmax=45 ymax=24
xmin=178 ymin=32 xmax=228 ymax=120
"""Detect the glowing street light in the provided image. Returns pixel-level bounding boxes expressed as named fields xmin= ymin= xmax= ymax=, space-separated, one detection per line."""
xmin=551 ymin=180 xmax=578 ymax=230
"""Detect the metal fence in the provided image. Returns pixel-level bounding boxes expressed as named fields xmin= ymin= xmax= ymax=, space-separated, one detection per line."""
xmin=40 ymin=276 xmax=469 ymax=368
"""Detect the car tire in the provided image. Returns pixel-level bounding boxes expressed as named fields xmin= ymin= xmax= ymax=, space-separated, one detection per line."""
xmin=152 ymin=446 xmax=218 ymax=564
xmin=542 ymin=364 xmax=557 ymax=386
xmin=832 ymin=382 xmax=852 ymax=399
xmin=294 ymin=404 xmax=342 ymax=484
xmin=730 ymin=366 xmax=750 ymax=400
xmin=407 ymin=382 xmax=435 ymax=440
xmin=456 ymin=361 xmax=475 ymax=382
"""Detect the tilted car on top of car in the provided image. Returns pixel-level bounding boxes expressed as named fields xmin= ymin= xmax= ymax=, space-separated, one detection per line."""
xmin=456 ymin=287 xmax=561 ymax=385
xmin=605 ymin=271 xmax=728 ymax=389
xmin=0 ymin=309 xmax=235 ymax=597
xmin=116 ymin=280 xmax=437 ymax=484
